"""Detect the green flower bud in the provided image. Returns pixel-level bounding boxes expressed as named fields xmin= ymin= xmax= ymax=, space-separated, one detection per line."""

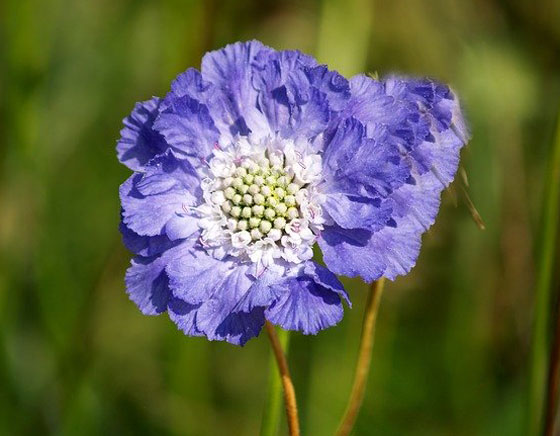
xmin=224 ymin=187 xmax=236 ymax=200
xmin=259 ymin=220 xmax=272 ymax=234
xmin=287 ymin=183 xmax=300 ymax=195
xmin=284 ymin=195 xmax=296 ymax=206
xmin=287 ymin=207 xmax=299 ymax=220
xmin=253 ymin=193 xmax=265 ymax=205
xmin=250 ymin=228 xmax=263 ymax=240
xmin=230 ymin=206 xmax=241 ymax=218
xmin=232 ymin=194 xmax=242 ymax=205
xmin=241 ymin=207 xmax=252 ymax=219
xmin=252 ymin=205 xmax=265 ymax=217
xmin=277 ymin=175 xmax=288 ymax=187
xmin=273 ymin=217 xmax=286 ymax=229
xmin=235 ymin=167 xmax=247 ymax=177
xmin=222 ymin=200 xmax=232 ymax=213
xmin=274 ymin=187 xmax=286 ymax=199
xmin=249 ymin=217 xmax=261 ymax=228
xmin=275 ymin=203 xmax=288 ymax=215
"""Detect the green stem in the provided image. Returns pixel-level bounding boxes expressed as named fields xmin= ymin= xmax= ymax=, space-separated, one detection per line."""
xmin=260 ymin=327 xmax=291 ymax=436
xmin=545 ymin=299 xmax=560 ymax=436
xmin=336 ymin=278 xmax=385 ymax=436
xmin=528 ymin=106 xmax=560 ymax=436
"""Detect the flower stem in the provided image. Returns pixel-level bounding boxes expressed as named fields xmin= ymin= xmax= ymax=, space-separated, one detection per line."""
xmin=336 ymin=278 xmax=385 ymax=436
xmin=260 ymin=327 xmax=290 ymax=436
xmin=264 ymin=321 xmax=300 ymax=436
xmin=545 ymin=298 xmax=560 ymax=436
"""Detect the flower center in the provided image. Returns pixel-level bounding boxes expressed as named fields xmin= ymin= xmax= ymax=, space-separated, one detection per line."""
xmin=196 ymin=137 xmax=325 ymax=269
xmin=218 ymin=155 xmax=304 ymax=241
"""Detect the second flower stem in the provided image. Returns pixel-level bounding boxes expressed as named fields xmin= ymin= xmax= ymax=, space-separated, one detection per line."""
xmin=544 ymin=297 xmax=560 ymax=436
xmin=336 ymin=278 xmax=385 ymax=436
xmin=265 ymin=321 xmax=300 ymax=436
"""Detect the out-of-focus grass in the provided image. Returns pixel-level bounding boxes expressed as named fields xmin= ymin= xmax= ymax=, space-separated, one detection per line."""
xmin=529 ymin=107 xmax=560 ymax=436
xmin=1 ymin=0 xmax=559 ymax=435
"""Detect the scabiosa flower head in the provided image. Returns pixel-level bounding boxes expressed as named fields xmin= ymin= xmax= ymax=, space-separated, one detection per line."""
xmin=117 ymin=41 xmax=469 ymax=345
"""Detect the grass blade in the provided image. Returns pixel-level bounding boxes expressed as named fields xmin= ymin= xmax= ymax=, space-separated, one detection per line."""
xmin=528 ymin=106 xmax=560 ymax=436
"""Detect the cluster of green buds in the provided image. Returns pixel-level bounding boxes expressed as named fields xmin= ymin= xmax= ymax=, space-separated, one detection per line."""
xmin=212 ymin=157 xmax=305 ymax=242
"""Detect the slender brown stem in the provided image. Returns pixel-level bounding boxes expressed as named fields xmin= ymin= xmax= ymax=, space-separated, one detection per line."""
xmin=336 ymin=278 xmax=385 ymax=436
xmin=545 ymin=294 xmax=560 ymax=436
xmin=265 ymin=321 xmax=300 ymax=436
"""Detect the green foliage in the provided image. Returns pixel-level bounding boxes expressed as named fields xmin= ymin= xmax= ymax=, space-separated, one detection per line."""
xmin=528 ymin=109 xmax=560 ymax=436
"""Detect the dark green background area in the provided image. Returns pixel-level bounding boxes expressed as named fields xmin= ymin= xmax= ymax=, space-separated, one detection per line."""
xmin=1 ymin=0 xmax=559 ymax=435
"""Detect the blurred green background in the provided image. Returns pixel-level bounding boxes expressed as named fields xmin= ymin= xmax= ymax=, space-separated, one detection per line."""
xmin=1 ymin=0 xmax=560 ymax=435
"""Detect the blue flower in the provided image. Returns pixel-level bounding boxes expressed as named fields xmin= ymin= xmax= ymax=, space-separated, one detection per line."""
xmin=117 ymin=40 xmax=469 ymax=345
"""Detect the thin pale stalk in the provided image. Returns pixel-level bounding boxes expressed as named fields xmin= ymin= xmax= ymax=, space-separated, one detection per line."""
xmin=528 ymin=108 xmax=560 ymax=436
xmin=260 ymin=328 xmax=290 ymax=436
xmin=265 ymin=322 xmax=300 ymax=436
xmin=336 ymin=278 xmax=385 ymax=436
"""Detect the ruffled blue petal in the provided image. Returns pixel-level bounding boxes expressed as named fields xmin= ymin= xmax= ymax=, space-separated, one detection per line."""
xmin=232 ymin=268 xmax=285 ymax=313
xmin=326 ymin=119 xmax=410 ymax=198
xmin=128 ymin=242 xmax=267 ymax=345
xmin=119 ymin=221 xmax=178 ymax=257
xmin=384 ymin=76 xmax=468 ymax=179
xmin=164 ymin=68 xmax=248 ymax=145
xmin=321 ymin=117 xmax=408 ymax=231
xmin=318 ymin=226 xmax=386 ymax=282
xmin=153 ymin=94 xmax=220 ymax=166
xmin=125 ymin=241 xmax=193 ymax=315
xmin=304 ymin=65 xmax=351 ymax=112
xmin=120 ymin=152 xmax=200 ymax=238
xmin=323 ymin=193 xmax=393 ymax=232
xmin=345 ymin=75 xmax=409 ymax=131
xmin=120 ymin=174 xmax=185 ymax=237
xmin=194 ymin=263 xmax=263 ymax=345
xmin=167 ymin=297 xmax=203 ymax=337
xmin=165 ymin=249 xmax=233 ymax=304
xmin=200 ymin=40 xmax=273 ymax=141
xmin=117 ymin=97 xmax=168 ymax=171
xmin=319 ymin=75 xmax=469 ymax=282
xmin=319 ymin=222 xmax=421 ymax=282
xmin=201 ymin=40 xmax=273 ymax=101
xmin=264 ymin=261 xmax=348 ymax=335
xmin=165 ymin=248 xmax=267 ymax=345
xmin=211 ymin=307 xmax=266 ymax=346
xmin=251 ymin=50 xmax=338 ymax=141
xmin=284 ymin=87 xmax=330 ymax=140
xmin=125 ymin=257 xmax=170 ymax=315
xmin=303 ymin=262 xmax=350 ymax=306
xmin=318 ymin=169 xmax=451 ymax=281
xmin=169 ymin=68 xmax=214 ymax=103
